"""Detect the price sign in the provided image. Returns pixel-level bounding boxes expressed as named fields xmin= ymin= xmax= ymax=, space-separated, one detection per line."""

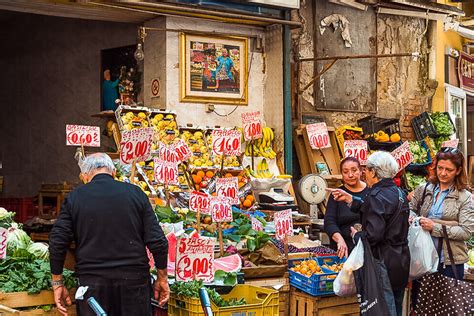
xmin=0 ymin=227 xmax=7 ymax=259
xmin=441 ymin=139 xmax=459 ymax=149
xmin=306 ymin=122 xmax=331 ymax=149
xmin=153 ymin=157 xmax=179 ymax=185
xmin=66 ymin=125 xmax=100 ymax=147
xmin=176 ymin=237 xmax=214 ymax=282
xmin=251 ymin=217 xmax=263 ymax=232
xmin=241 ymin=111 xmax=263 ymax=141
xmin=344 ymin=140 xmax=368 ymax=164
xmin=120 ymin=127 xmax=154 ymax=165
xmin=210 ymin=196 xmax=233 ymax=223
xmin=158 ymin=142 xmax=179 ymax=164
xmin=274 ymin=209 xmax=293 ymax=240
xmin=216 ymin=177 xmax=239 ymax=205
xmin=173 ymin=139 xmax=193 ymax=162
xmin=211 ymin=129 xmax=242 ymax=156
xmin=391 ymin=141 xmax=414 ymax=173
xmin=189 ymin=191 xmax=211 ymax=215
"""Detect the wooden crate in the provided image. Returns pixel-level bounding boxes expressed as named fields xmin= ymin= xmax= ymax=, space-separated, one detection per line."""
xmin=289 ymin=288 xmax=359 ymax=316
xmin=245 ymin=273 xmax=290 ymax=316
xmin=0 ymin=305 xmax=76 ymax=316
xmin=0 ymin=289 xmax=76 ymax=310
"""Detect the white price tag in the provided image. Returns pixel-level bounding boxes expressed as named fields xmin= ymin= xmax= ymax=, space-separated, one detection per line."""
xmin=176 ymin=237 xmax=214 ymax=282
xmin=189 ymin=191 xmax=211 ymax=215
xmin=153 ymin=157 xmax=179 ymax=185
xmin=119 ymin=127 xmax=154 ymax=164
xmin=0 ymin=227 xmax=7 ymax=260
xmin=391 ymin=141 xmax=414 ymax=173
xmin=211 ymin=129 xmax=242 ymax=156
xmin=251 ymin=217 xmax=263 ymax=232
xmin=210 ymin=196 xmax=233 ymax=223
xmin=242 ymin=111 xmax=263 ymax=141
xmin=344 ymin=140 xmax=368 ymax=165
xmin=274 ymin=209 xmax=293 ymax=241
xmin=306 ymin=122 xmax=331 ymax=149
xmin=66 ymin=125 xmax=100 ymax=147
xmin=441 ymin=139 xmax=459 ymax=149
xmin=216 ymin=177 xmax=239 ymax=205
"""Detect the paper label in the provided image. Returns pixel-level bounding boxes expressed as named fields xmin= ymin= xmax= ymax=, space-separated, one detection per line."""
xmin=66 ymin=125 xmax=100 ymax=147
xmin=189 ymin=191 xmax=211 ymax=215
xmin=242 ymin=111 xmax=263 ymax=141
xmin=216 ymin=177 xmax=239 ymax=205
xmin=176 ymin=237 xmax=214 ymax=282
xmin=211 ymin=129 xmax=242 ymax=156
xmin=306 ymin=122 xmax=331 ymax=149
xmin=119 ymin=127 xmax=154 ymax=164
xmin=391 ymin=141 xmax=414 ymax=172
xmin=210 ymin=196 xmax=233 ymax=223
xmin=274 ymin=209 xmax=293 ymax=240
xmin=344 ymin=140 xmax=368 ymax=165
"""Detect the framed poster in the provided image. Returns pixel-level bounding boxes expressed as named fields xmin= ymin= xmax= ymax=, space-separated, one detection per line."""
xmin=179 ymin=33 xmax=248 ymax=105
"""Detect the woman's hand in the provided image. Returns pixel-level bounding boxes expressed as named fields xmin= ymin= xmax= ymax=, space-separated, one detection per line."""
xmin=332 ymin=233 xmax=348 ymax=259
xmin=419 ymin=217 xmax=435 ymax=231
xmin=326 ymin=188 xmax=353 ymax=204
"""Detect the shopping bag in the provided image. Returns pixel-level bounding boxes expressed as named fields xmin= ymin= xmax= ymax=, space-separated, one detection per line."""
xmin=407 ymin=218 xmax=439 ymax=280
xmin=334 ymin=238 xmax=364 ymax=297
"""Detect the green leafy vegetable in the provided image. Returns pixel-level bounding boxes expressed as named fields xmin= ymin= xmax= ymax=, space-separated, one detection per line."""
xmin=214 ymin=270 xmax=238 ymax=286
xmin=27 ymin=243 xmax=49 ymax=260
xmin=0 ymin=208 xmax=14 ymax=229
xmin=154 ymin=206 xmax=181 ymax=223
xmin=6 ymin=224 xmax=32 ymax=256
xmin=406 ymin=172 xmax=427 ymax=191
xmin=170 ymin=280 xmax=246 ymax=307
xmin=431 ymin=112 xmax=454 ymax=136
xmin=409 ymin=141 xmax=428 ymax=164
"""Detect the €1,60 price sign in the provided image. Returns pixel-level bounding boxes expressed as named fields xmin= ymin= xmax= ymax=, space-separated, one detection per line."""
xmin=216 ymin=177 xmax=239 ymax=205
xmin=120 ymin=127 xmax=154 ymax=165
xmin=153 ymin=157 xmax=179 ymax=185
xmin=211 ymin=129 xmax=242 ymax=156
xmin=306 ymin=122 xmax=331 ymax=150
xmin=66 ymin=125 xmax=100 ymax=147
xmin=274 ymin=209 xmax=293 ymax=240
xmin=0 ymin=227 xmax=7 ymax=259
xmin=241 ymin=111 xmax=262 ymax=141
xmin=391 ymin=141 xmax=414 ymax=173
xmin=210 ymin=196 xmax=233 ymax=223
xmin=176 ymin=237 xmax=214 ymax=282
xmin=344 ymin=140 xmax=368 ymax=165
xmin=189 ymin=191 xmax=211 ymax=215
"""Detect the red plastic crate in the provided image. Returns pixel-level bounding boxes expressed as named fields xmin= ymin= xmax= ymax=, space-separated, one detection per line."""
xmin=0 ymin=197 xmax=37 ymax=223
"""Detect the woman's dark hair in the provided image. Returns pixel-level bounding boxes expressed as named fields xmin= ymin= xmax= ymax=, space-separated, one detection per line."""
xmin=340 ymin=156 xmax=361 ymax=171
xmin=428 ymin=148 xmax=469 ymax=191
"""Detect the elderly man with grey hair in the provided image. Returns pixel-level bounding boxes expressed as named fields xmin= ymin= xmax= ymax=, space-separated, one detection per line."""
xmin=49 ymin=153 xmax=169 ymax=316
xmin=329 ymin=151 xmax=410 ymax=316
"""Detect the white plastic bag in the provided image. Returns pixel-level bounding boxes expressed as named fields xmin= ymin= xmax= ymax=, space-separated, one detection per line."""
xmin=408 ymin=218 xmax=439 ymax=280
xmin=334 ymin=238 xmax=364 ymax=297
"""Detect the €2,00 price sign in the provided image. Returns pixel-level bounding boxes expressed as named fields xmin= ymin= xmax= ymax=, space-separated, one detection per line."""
xmin=210 ymin=196 xmax=233 ymax=223
xmin=153 ymin=157 xmax=179 ymax=185
xmin=176 ymin=237 xmax=214 ymax=282
xmin=391 ymin=141 xmax=414 ymax=173
xmin=0 ymin=227 xmax=7 ymax=260
xmin=189 ymin=191 xmax=211 ymax=215
xmin=216 ymin=177 xmax=239 ymax=205
xmin=120 ymin=127 xmax=154 ymax=165
xmin=306 ymin=122 xmax=331 ymax=150
xmin=274 ymin=209 xmax=293 ymax=241
xmin=211 ymin=129 xmax=242 ymax=156
xmin=344 ymin=140 xmax=368 ymax=165
xmin=66 ymin=125 xmax=100 ymax=147
xmin=241 ymin=111 xmax=263 ymax=141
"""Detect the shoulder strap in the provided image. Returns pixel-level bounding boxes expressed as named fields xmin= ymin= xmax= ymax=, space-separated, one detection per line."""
xmin=442 ymin=225 xmax=460 ymax=281
xmin=416 ymin=183 xmax=429 ymax=215
xmin=386 ymin=188 xmax=405 ymax=231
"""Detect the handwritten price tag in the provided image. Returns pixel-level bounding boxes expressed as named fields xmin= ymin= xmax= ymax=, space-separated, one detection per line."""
xmin=274 ymin=209 xmax=293 ymax=240
xmin=120 ymin=127 xmax=154 ymax=165
xmin=391 ymin=141 xmax=414 ymax=173
xmin=306 ymin=122 xmax=331 ymax=149
xmin=0 ymin=228 xmax=7 ymax=260
xmin=153 ymin=157 xmax=179 ymax=185
xmin=210 ymin=196 xmax=233 ymax=223
xmin=176 ymin=237 xmax=214 ymax=282
xmin=66 ymin=125 xmax=100 ymax=147
xmin=173 ymin=139 xmax=193 ymax=162
xmin=242 ymin=111 xmax=263 ymax=141
xmin=251 ymin=217 xmax=263 ymax=232
xmin=344 ymin=140 xmax=368 ymax=164
xmin=441 ymin=139 xmax=459 ymax=149
xmin=216 ymin=177 xmax=239 ymax=205
xmin=158 ymin=142 xmax=179 ymax=164
xmin=211 ymin=129 xmax=242 ymax=156
xmin=189 ymin=191 xmax=211 ymax=215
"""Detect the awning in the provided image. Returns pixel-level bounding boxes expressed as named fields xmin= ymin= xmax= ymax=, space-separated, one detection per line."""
xmin=376 ymin=0 xmax=465 ymax=21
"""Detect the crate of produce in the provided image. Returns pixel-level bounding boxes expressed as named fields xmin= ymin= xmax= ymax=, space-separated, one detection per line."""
xmin=288 ymin=258 xmax=341 ymax=296
xmin=149 ymin=109 xmax=179 ymax=148
xmin=168 ymin=284 xmax=279 ymax=316
xmin=411 ymin=112 xmax=436 ymax=141
xmin=430 ymin=112 xmax=456 ymax=137
xmin=114 ymin=104 xmax=151 ymax=132
xmin=357 ymin=115 xmax=401 ymax=140
xmin=335 ymin=125 xmax=363 ymax=156
xmin=179 ymin=126 xmax=214 ymax=168
xmin=406 ymin=140 xmax=432 ymax=172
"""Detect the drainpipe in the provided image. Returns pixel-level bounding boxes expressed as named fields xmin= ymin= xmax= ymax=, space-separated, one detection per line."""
xmin=283 ymin=10 xmax=293 ymax=174
xmin=444 ymin=19 xmax=474 ymax=40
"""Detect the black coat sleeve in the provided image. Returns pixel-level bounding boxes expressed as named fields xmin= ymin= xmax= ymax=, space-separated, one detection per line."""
xmin=49 ymin=196 xmax=74 ymax=275
xmin=324 ymin=195 xmax=341 ymax=239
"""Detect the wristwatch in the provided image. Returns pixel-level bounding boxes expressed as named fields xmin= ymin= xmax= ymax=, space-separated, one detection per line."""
xmin=52 ymin=279 xmax=64 ymax=287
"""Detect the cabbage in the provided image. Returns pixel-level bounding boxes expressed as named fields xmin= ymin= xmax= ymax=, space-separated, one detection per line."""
xmin=0 ymin=207 xmax=15 ymax=229
xmin=6 ymin=223 xmax=32 ymax=256
xmin=27 ymin=242 xmax=49 ymax=260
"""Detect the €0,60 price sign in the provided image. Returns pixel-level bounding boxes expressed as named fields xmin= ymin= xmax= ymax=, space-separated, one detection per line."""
xmin=0 ymin=227 xmax=7 ymax=259
xmin=66 ymin=125 xmax=100 ymax=147
xmin=153 ymin=157 xmax=179 ymax=185
xmin=241 ymin=111 xmax=263 ymax=141
xmin=189 ymin=191 xmax=211 ymax=215
xmin=274 ymin=209 xmax=293 ymax=241
xmin=391 ymin=141 xmax=414 ymax=173
xmin=211 ymin=129 xmax=242 ymax=156
xmin=120 ymin=127 xmax=154 ymax=165
xmin=216 ymin=177 xmax=239 ymax=205
xmin=306 ymin=122 xmax=331 ymax=150
xmin=176 ymin=237 xmax=214 ymax=282
xmin=344 ymin=140 xmax=368 ymax=165
xmin=210 ymin=196 xmax=233 ymax=223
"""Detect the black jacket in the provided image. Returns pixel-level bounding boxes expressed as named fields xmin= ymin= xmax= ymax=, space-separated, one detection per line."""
xmin=352 ymin=178 xmax=410 ymax=290
xmin=49 ymin=174 xmax=168 ymax=279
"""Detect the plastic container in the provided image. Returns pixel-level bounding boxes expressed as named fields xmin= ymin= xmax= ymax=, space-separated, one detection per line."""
xmin=288 ymin=258 xmax=339 ymax=296
xmin=168 ymin=284 xmax=279 ymax=316
xmin=357 ymin=115 xmax=401 ymax=139
xmin=411 ymin=112 xmax=436 ymax=141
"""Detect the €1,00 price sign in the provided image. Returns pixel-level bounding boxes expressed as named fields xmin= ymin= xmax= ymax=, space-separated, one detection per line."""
xmin=189 ymin=191 xmax=211 ymax=215
xmin=153 ymin=157 xmax=179 ymax=185
xmin=274 ymin=209 xmax=293 ymax=240
xmin=344 ymin=140 xmax=368 ymax=165
xmin=306 ymin=122 xmax=331 ymax=150
xmin=120 ymin=127 xmax=154 ymax=165
xmin=66 ymin=125 xmax=100 ymax=147
xmin=391 ymin=141 xmax=414 ymax=173
xmin=210 ymin=196 xmax=233 ymax=223
xmin=175 ymin=237 xmax=214 ymax=282
xmin=216 ymin=177 xmax=239 ymax=205
xmin=211 ymin=129 xmax=242 ymax=156
xmin=241 ymin=111 xmax=263 ymax=141
xmin=0 ymin=227 xmax=7 ymax=260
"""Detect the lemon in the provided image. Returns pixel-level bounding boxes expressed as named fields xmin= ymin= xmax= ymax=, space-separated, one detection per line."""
xmin=138 ymin=112 xmax=147 ymax=119
xmin=142 ymin=121 xmax=149 ymax=127
xmin=155 ymin=114 xmax=164 ymax=121
xmin=165 ymin=114 xmax=174 ymax=120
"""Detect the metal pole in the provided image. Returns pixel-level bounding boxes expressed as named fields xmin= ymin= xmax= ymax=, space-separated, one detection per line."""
xmin=297 ymin=52 xmax=418 ymax=62
xmin=283 ymin=11 xmax=293 ymax=174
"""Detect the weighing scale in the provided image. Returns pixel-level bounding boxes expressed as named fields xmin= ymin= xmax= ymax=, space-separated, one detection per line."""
xmin=299 ymin=174 xmax=328 ymax=224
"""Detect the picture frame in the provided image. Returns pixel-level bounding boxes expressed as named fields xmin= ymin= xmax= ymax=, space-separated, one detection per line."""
xmin=179 ymin=32 xmax=248 ymax=105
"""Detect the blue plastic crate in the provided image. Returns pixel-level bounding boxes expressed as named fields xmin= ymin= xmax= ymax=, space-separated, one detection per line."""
xmin=288 ymin=258 xmax=340 ymax=296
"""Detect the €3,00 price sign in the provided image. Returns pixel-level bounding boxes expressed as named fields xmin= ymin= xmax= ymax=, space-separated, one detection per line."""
xmin=176 ymin=237 xmax=214 ymax=282
xmin=153 ymin=157 xmax=179 ymax=185
xmin=216 ymin=177 xmax=239 ymax=205
xmin=306 ymin=122 xmax=331 ymax=150
xmin=210 ymin=196 xmax=233 ymax=223
xmin=241 ymin=111 xmax=263 ymax=141
xmin=391 ymin=141 xmax=414 ymax=173
xmin=344 ymin=140 xmax=368 ymax=165
xmin=211 ymin=129 xmax=242 ymax=156
xmin=274 ymin=209 xmax=293 ymax=241
xmin=120 ymin=127 xmax=154 ymax=165
xmin=66 ymin=125 xmax=100 ymax=147
xmin=0 ymin=227 xmax=7 ymax=260
xmin=189 ymin=191 xmax=211 ymax=215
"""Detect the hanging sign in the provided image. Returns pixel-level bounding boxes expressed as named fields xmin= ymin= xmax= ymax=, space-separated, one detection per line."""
xmin=211 ymin=129 xmax=242 ymax=156
xmin=120 ymin=127 xmax=154 ymax=164
xmin=66 ymin=125 xmax=100 ymax=147
xmin=441 ymin=139 xmax=459 ymax=149
xmin=306 ymin=122 xmax=331 ymax=149
xmin=458 ymin=51 xmax=474 ymax=93
xmin=241 ymin=111 xmax=263 ymax=141
xmin=153 ymin=157 xmax=179 ymax=185
xmin=344 ymin=140 xmax=368 ymax=165
xmin=274 ymin=209 xmax=293 ymax=240
xmin=210 ymin=196 xmax=233 ymax=223
xmin=391 ymin=141 xmax=414 ymax=173
xmin=216 ymin=177 xmax=239 ymax=205
xmin=189 ymin=191 xmax=211 ymax=215
xmin=251 ymin=217 xmax=263 ymax=232
xmin=175 ymin=237 xmax=214 ymax=282
xmin=0 ymin=227 xmax=7 ymax=260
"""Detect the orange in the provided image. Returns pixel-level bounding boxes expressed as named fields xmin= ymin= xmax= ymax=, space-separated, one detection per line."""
xmin=246 ymin=195 xmax=254 ymax=203
xmin=225 ymin=173 xmax=233 ymax=178
xmin=212 ymin=192 xmax=217 ymax=196
xmin=193 ymin=175 xmax=202 ymax=184
xmin=238 ymin=182 xmax=245 ymax=188
xmin=243 ymin=200 xmax=252 ymax=208
xmin=237 ymin=175 xmax=243 ymax=182
xmin=206 ymin=171 xmax=214 ymax=178
xmin=195 ymin=185 xmax=200 ymax=190
xmin=196 ymin=170 xmax=205 ymax=178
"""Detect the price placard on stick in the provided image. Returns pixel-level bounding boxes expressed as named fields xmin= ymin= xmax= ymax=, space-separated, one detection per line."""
xmin=211 ymin=129 xmax=242 ymax=156
xmin=210 ymin=196 xmax=233 ymax=223
xmin=189 ymin=191 xmax=211 ymax=215
xmin=158 ymin=142 xmax=179 ymax=164
xmin=251 ymin=217 xmax=263 ymax=232
xmin=216 ymin=177 xmax=239 ymax=205
xmin=120 ymin=127 xmax=154 ymax=165
xmin=241 ymin=111 xmax=263 ymax=141
xmin=344 ymin=140 xmax=368 ymax=165
xmin=0 ymin=227 xmax=7 ymax=259
xmin=66 ymin=125 xmax=100 ymax=147
xmin=306 ymin=122 xmax=331 ymax=149
xmin=175 ymin=237 xmax=214 ymax=282
xmin=391 ymin=141 xmax=414 ymax=173
xmin=173 ymin=139 xmax=193 ymax=162
xmin=153 ymin=157 xmax=179 ymax=185
xmin=274 ymin=209 xmax=293 ymax=240
xmin=441 ymin=139 xmax=459 ymax=149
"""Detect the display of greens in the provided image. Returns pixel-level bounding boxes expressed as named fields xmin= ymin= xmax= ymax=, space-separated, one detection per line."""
xmin=0 ymin=208 xmax=14 ymax=229
xmin=406 ymin=172 xmax=427 ymax=191
xmin=409 ymin=141 xmax=429 ymax=164
xmin=431 ymin=112 xmax=454 ymax=136
xmin=170 ymin=280 xmax=246 ymax=307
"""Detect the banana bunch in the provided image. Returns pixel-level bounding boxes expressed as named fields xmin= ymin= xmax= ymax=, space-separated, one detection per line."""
xmin=249 ymin=158 xmax=273 ymax=179
xmin=244 ymin=127 xmax=277 ymax=159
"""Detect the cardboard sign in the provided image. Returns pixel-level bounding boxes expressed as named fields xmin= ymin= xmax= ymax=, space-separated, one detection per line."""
xmin=441 ymin=139 xmax=459 ymax=149
xmin=306 ymin=122 xmax=331 ymax=149
xmin=66 ymin=125 xmax=100 ymax=147
xmin=251 ymin=217 xmax=263 ymax=232
xmin=241 ymin=111 xmax=263 ymax=141
xmin=153 ymin=157 xmax=179 ymax=185
xmin=216 ymin=177 xmax=239 ymax=205
xmin=120 ymin=127 xmax=154 ymax=164
xmin=344 ymin=140 xmax=368 ymax=165
xmin=274 ymin=209 xmax=293 ymax=240
xmin=0 ymin=227 xmax=7 ymax=259
xmin=175 ymin=237 xmax=214 ymax=282
xmin=173 ymin=139 xmax=193 ymax=162
xmin=211 ymin=129 xmax=242 ymax=156
xmin=158 ymin=142 xmax=179 ymax=164
xmin=210 ymin=196 xmax=233 ymax=223
xmin=189 ymin=191 xmax=211 ymax=215
xmin=391 ymin=141 xmax=414 ymax=173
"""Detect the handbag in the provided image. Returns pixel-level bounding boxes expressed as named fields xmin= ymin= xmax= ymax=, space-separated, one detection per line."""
xmin=415 ymin=226 xmax=474 ymax=315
